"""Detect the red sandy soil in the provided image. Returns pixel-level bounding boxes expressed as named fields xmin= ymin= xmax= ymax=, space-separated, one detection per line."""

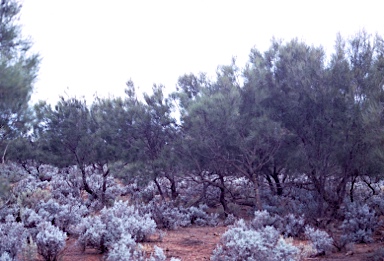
xmin=56 ymin=225 xmax=384 ymax=261
xmin=59 ymin=226 xmax=227 ymax=261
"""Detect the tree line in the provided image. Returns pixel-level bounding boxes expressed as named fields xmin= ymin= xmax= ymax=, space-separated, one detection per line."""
xmin=2 ymin=0 xmax=384 ymax=219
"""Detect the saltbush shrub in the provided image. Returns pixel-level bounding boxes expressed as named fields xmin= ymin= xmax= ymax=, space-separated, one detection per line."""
xmin=304 ymin=225 xmax=334 ymax=255
xmin=340 ymin=202 xmax=379 ymax=243
xmin=77 ymin=200 xmax=156 ymax=253
xmin=77 ymin=215 xmax=106 ymax=252
xmin=149 ymin=245 xmax=166 ymax=261
xmin=146 ymin=200 xmax=190 ymax=229
xmin=251 ymin=210 xmax=282 ymax=230
xmin=0 ymin=252 xmax=12 ymax=261
xmin=0 ymin=215 xmax=27 ymax=259
xmin=223 ymin=213 xmax=236 ymax=226
xmin=106 ymin=234 xmax=145 ymax=261
xmin=211 ymin=219 xmax=298 ymax=261
xmin=281 ymin=213 xmax=305 ymax=238
xmin=37 ymin=198 xmax=88 ymax=233
xmin=35 ymin=222 xmax=67 ymax=261
xmin=50 ymin=168 xmax=83 ymax=199
xmin=144 ymin=200 xmax=218 ymax=230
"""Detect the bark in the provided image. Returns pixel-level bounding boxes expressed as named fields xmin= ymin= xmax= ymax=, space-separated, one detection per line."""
xmin=165 ymin=173 xmax=179 ymax=200
xmin=271 ymin=167 xmax=283 ymax=196
xmin=252 ymin=174 xmax=262 ymax=210
xmin=101 ymin=168 xmax=109 ymax=205
xmin=80 ymin=166 xmax=97 ymax=199
xmin=219 ymin=176 xmax=229 ymax=217
xmin=154 ymin=177 xmax=165 ymax=201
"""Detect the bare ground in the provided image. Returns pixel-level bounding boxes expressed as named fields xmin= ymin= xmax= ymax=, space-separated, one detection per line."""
xmin=56 ymin=225 xmax=384 ymax=261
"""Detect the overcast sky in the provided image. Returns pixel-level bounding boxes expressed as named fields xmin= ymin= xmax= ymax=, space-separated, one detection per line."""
xmin=20 ymin=0 xmax=384 ymax=104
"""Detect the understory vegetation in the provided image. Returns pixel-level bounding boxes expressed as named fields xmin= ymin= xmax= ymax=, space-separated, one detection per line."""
xmin=2 ymin=0 xmax=384 ymax=260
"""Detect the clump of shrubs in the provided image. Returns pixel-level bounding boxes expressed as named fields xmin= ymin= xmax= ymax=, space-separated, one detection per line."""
xmin=211 ymin=219 xmax=298 ymax=261
xmin=0 ymin=215 xmax=27 ymax=259
xmin=36 ymin=221 xmax=67 ymax=261
xmin=250 ymin=210 xmax=306 ymax=239
xmin=144 ymin=200 xmax=218 ymax=230
xmin=77 ymin=200 xmax=156 ymax=254
xmin=340 ymin=202 xmax=379 ymax=244
xmin=304 ymin=225 xmax=334 ymax=255
xmin=105 ymin=234 xmax=145 ymax=261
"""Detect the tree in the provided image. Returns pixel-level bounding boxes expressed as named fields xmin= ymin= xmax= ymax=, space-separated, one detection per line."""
xmin=88 ymin=81 xmax=180 ymax=201
xmin=247 ymin=34 xmax=384 ymax=217
xmin=0 ymin=0 xmax=39 ymax=157
xmin=34 ymin=97 xmax=118 ymax=204
xmin=174 ymin=63 xmax=244 ymax=214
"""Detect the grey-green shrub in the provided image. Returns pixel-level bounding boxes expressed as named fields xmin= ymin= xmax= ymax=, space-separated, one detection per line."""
xmin=282 ymin=214 xmax=305 ymax=238
xmin=340 ymin=203 xmax=379 ymax=243
xmin=35 ymin=222 xmax=67 ymax=261
xmin=304 ymin=225 xmax=333 ymax=255
xmin=250 ymin=210 xmax=282 ymax=230
xmin=0 ymin=215 xmax=27 ymax=259
xmin=149 ymin=245 xmax=166 ymax=261
xmin=106 ymin=234 xmax=145 ymax=261
xmin=211 ymin=219 xmax=298 ymax=261
xmin=0 ymin=252 xmax=12 ymax=261
xmin=77 ymin=200 xmax=156 ymax=253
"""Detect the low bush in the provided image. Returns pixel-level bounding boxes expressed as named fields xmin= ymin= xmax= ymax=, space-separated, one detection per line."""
xmin=304 ymin=225 xmax=334 ymax=255
xmin=0 ymin=215 xmax=27 ymax=259
xmin=35 ymin=222 xmax=67 ymax=261
xmin=144 ymin=200 xmax=218 ymax=230
xmin=105 ymin=234 xmax=145 ymax=261
xmin=211 ymin=219 xmax=298 ymax=261
xmin=251 ymin=210 xmax=282 ymax=230
xmin=77 ymin=200 xmax=156 ymax=253
xmin=149 ymin=245 xmax=166 ymax=261
xmin=281 ymin=213 xmax=305 ymax=238
xmin=340 ymin=202 xmax=379 ymax=243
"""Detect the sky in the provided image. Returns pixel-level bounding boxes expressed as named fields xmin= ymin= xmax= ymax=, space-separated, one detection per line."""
xmin=19 ymin=0 xmax=384 ymax=104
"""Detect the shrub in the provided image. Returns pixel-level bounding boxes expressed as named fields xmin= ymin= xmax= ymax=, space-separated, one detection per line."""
xmin=86 ymin=172 xmax=124 ymax=205
xmin=188 ymin=204 xmax=218 ymax=226
xmin=250 ymin=210 xmax=282 ymax=231
xmin=20 ymin=236 xmax=38 ymax=261
xmin=0 ymin=215 xmax=27 ymax=259
xmin=146 ymin=201 xmax=190 ymax=230
xmin=144 ymin=200 xmax=219 ymax=229
xmin=0 ymin=252 xmax=12 ymax=261
xmin=77 ymin=215 xmax=106 ymax=252
xmin=224 ymin=213 xmax=236 ymax=226
xmin=14 ymin=177 xmax=51 ymax=209
xmin=77 ymin=200 xmax=156 ymax=253
xmin=102 ymin=200 xmax=156 ymax=242
xmin=50 ymin=169 xmax=83 ymax=200
xmin=211 ymin=219 xmax=298 ymax=261
xmin=281 ymin=214 xmax=305 ymax=238
xmin=35 ymin=222 xmax=67 ymax=261
xmin=149 ymin=245 xmax=166 ymax=261
xmin=340 ymin=203 xmax=379 ymax=243
xmin=106 ymin=234 xmax=145 ymax=261
xmin=368 ymin=194 xmax=384 ymax=216
xmin=36 ymin=198 xmax=88 ymax=234
xmin=304 ymin=226 xmax=334 ymax=255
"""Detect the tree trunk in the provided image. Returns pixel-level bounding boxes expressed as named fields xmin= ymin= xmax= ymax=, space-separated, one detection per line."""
xmin=101 ymin=167 xmax=110 ymax=205
xmin=219 ymin=176 xmax=229 ymax=217
xmin=154 ymin=177 xmax=165 ymax=201
xmin=271 ymin=167 xmax=283 ymax=196
xmin=165 ymin=173 xmax=179 ymax=200
xmin=80 ymin=166 xmax=96 ymax=198
xmin=252 ymin=174 xmax=262 ymax=210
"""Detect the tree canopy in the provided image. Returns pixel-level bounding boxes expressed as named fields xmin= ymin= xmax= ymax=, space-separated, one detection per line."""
xmin=0 ymin=0 xmax=39 ymax=156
